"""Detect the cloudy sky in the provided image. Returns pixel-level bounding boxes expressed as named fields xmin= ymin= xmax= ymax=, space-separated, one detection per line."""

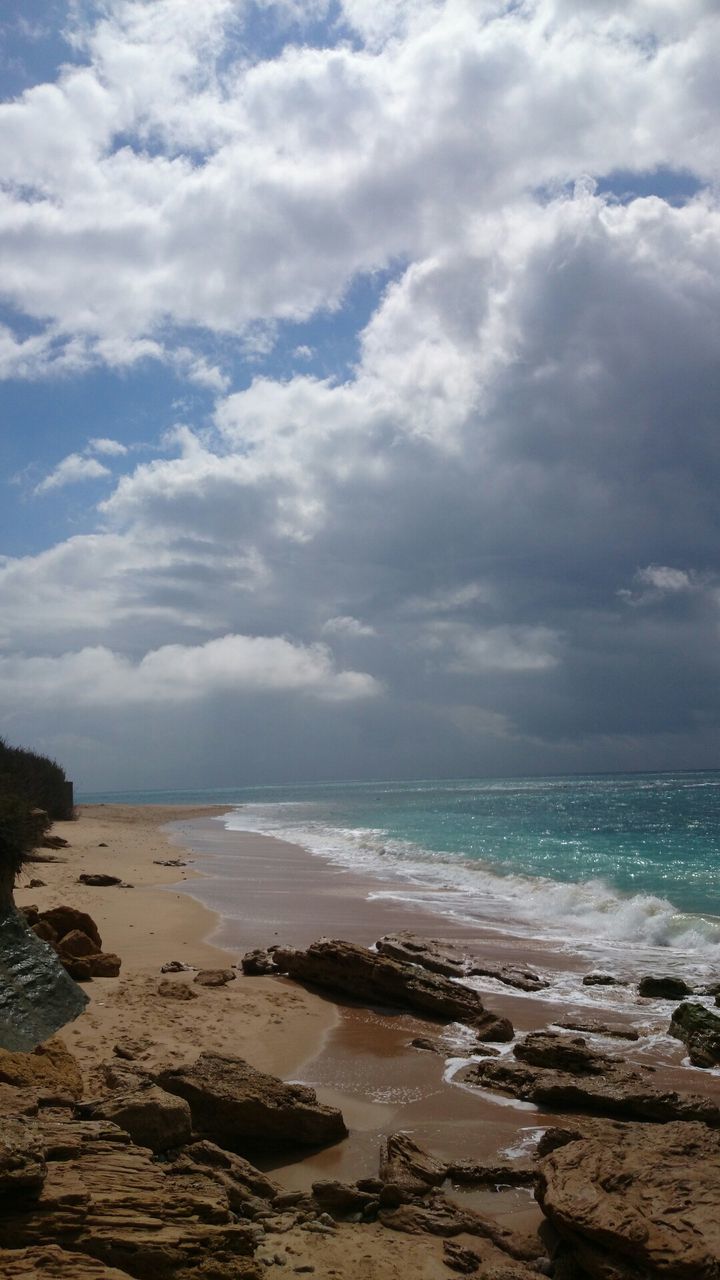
xmin=1 ymin=0 xmax=719 ymax=791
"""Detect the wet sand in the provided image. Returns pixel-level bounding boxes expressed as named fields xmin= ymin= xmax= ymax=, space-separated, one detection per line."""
xmin=168 ymin=814 xmax=720 ymax=1197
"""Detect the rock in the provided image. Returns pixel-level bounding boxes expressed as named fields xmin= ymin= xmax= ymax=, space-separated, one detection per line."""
xmin=273 ymin=939 xmax=514 ymax=1040
xmin=160 ymin=960 xmax=195 ymax=973
xmin=193 ymin=968 xmax=236 ymax=987
xmin=28 ymin=879 xmax=46 ymax=889
xmin=0 ymin=1116 xmax=47 ymax=1191
xmin=157 ymin=1051 xmax=348 ymax=1150
xmin=92 ymin=1086 xmax=192 ymax=1153
xmin=241 ymin=949 xmax=278 ymax=976
xmin=582 ymin=973 xmax=624 ymax=987
xmin=409 ymin=1036 xmax=442 ymax=1052
xmin=311 ymin=1180 xmax=376 ymax=1217
xmin=379 ymin=1133 xmax=447 ymax=1195
xmin=62 ymin=957 xmax=93 ymax=982
xmin=153 ymin=859 xmax=188 ymax=867
xmin=87 ymin=953 xmax=122 ymax=978
xmin=379 ymin=1192 xmax=540 ymax=1262
xmin=0 ymin=1038 xmax=83 ymax=1099
xmin=460 ymin=1030 xmax=720 ymax=1125
xmin=447 ymin=1159 xmax=537 ymax=1188
xmin=376 ymin=933 xmax=548 ymax=992
xmin=0 ymin=1113 xmax=261 ymax=1279
xmin=638 ymin=974 xmax=693 ymax=999
xmin=57 ymin=930 xmax=99 ymax=959
xmin=39 ymin=907 xmax=102 ymax=950
xmin=77 ymin=874 xmax=123 ymax=887
xmin=668 ymin=1001 xmax=720 ymax=1067
xmin=0 ymin=1245 xmax=135 ymax=1279
xmin=0 ymin=907 xmax=89 ymax=1053
xmin=443 ymin=1241 xmax=483 ymax=1274
xmin=42 ymin=836 xmax=69 ymax=850
xmin=552 ymin=1017 xmax=639 ymax=1041
xmin=158 ymin=979 xmax=199 ymax=1000
xmin=32 ymin=920 xmax=59 ymax=944
xmin=536 ymin=1120 xmax=720 ymax=1279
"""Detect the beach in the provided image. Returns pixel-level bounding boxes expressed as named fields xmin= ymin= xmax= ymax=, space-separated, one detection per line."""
xmin=11 ymin=802 xmax=720 ymax=1278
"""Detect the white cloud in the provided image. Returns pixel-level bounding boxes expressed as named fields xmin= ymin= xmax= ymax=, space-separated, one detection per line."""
xmin=420 ymin=622 xmax=562 ymax=673
xmin=322 ymin=615 xmax=377 ymax=637
xmin=0 ymin=634 xmax=380 ymax=710
xmin=88 ymin=437 xmax=129 ymax=456
xmin=34 ymin=453 xmax=111 ymax=494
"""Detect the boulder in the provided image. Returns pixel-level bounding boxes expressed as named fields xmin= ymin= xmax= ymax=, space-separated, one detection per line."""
xmin=92 ymin=1087 xmax=192 ymax=1153
xmin=0 ymin=907 xmax=88 ymax=1052
xmin=273 ymin=939 xmax=514 ymax=1040
xmin=376 ymin=933 xmax=548 ymax=992
xmin=460 ymin=1031 xmax=720 ymax=1125
xmin=32 ymin=921 xmax=58 ymax=944
xmin=582 ymin=973 xmax=624 ymax=987
xmin=57 ymin=930 xmax=98 ymax=959
xmin=62 ymin=957 xmax=93 ymax=982
xmin=193 ymin=969 xmax=236 ymax=987
xmin=638 ymin=974 xmax=693 ymax=999
xmin=536 ymin=1120 xmax=720 ymax=1279
xmin=379 ymin=1133 xmax=447 ymax=1196
xmin=0 ymin=1116 xmax=47 ymax=1192
xmin=668 ymin=1001 xmax=720 ymax=1067
xmin=157 ymin=1051 xmax=347 ymax=1150
xmin=158 ymin=980 xmax=198 ymax=1001
xmin=87 ymin=953 xmax=122 ymax=978
xmin=77 ymin=874 xmax=122 ymax=887
xmin=311 ymin=1180 xmax=376 ymax=1217
xmin=241 ymin=949 xmax=278 ymax=976
xmin=0 ymin=1039 xmax=83 ymax=1099
xmin=39 ymin=907 xmax=102 ymax=950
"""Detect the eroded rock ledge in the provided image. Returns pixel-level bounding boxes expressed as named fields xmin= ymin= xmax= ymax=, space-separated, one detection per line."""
xmin=269 ymin=938 xmax=515 ymax=1041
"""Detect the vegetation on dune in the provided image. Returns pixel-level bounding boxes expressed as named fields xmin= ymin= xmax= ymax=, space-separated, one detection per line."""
xmin=0 ymin=737 xmax=72 ymax=889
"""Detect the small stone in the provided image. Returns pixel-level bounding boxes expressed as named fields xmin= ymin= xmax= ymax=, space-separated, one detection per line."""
xmin=193 ymin=968 xmax=236 ymax=987
xmin=78 ymin=873 xmax=123 ymax=887
xmin=161 ymin=960 xmax=195 ymax=973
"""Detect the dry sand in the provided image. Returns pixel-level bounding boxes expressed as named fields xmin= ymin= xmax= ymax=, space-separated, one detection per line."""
xmin=17 ymin=803 xmax=720 ymax=1279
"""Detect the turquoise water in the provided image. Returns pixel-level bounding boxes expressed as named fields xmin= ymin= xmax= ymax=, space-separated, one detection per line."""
xmin=81 ymin=772 xmax=720 ymax=953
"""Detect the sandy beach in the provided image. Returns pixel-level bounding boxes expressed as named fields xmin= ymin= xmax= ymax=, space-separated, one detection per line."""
xmin=11 ymin=802 xmax=720 ymax=1278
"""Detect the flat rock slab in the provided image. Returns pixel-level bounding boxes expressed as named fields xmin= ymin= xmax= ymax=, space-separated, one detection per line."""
xmin=460 ymin=1031 xmax=720 ymax=1125
xmin=91 ymin=1087 xmax=192 ymax=1153
xmin=376 ymin=933 xmax=548 ymax=992
xmin=273 ymin=939 xmax=514 ymax=1040
xmin=0 ymin=1245 xmax=135 ymax=1279
xmin=536 ymin=1120 xmax=720 ymax=1279
xmin=157 ymin=1051 xmax=348 ymax=1149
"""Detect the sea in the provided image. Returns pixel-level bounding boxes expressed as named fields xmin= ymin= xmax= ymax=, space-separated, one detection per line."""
xmin=80 ymin=771 xmax=720 ymax=982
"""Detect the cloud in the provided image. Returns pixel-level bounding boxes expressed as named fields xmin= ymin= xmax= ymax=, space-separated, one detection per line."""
xmin=1 ymin=0 xmax=719 ymax=381
xmin=34 ymin=453 xmax=111 ymax=494
xmin=88 ymin=437 xmax=129 ymax=456
xmin=322 ymin=615 xmax=377 ymax=637
xmin=0 ymin=634 xmax=380 ymax=710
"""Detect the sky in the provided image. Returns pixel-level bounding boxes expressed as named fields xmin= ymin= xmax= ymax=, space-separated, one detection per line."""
xmin=1 ymin=0 xmax=719 ymax=792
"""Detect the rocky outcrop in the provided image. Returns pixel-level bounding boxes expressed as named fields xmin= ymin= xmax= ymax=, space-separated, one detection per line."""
xmin=0 ymin=1111 xmax=261 ymax=1279
xmin=241 ymin=949 xmax=278 ymax=976
xmin=668 ymin=1001 xmax=720 ymax=1067
xmin=638 ymin=974 xmax=693 ymax=999
xmin=91 ymin=1087 xmax=192 ymax=1153
xmin=0 ymin=1245 xmax=136 ymax=1279
xmin=379 ymin=1133 xmax=447 ymax=1196
xmin=273 ymin=939 xmax=514 ymax=1040
xmin=376 ymin=933 xmax=548 ymax=992
xmin=0 ymin=1117 xmax=46 ymax=1191
xmin=157 ymin=1051 xmax=348 ymax=1150
xmin=77 ymin=875 xmax=122 ymax=887
xmin=536 ymin=1119 xmax=720 ymax=1279
xmin=0 ymin=1039 xmax=83 ymax=1099
xmin=460 ymin=1031 xmax=720 ymax=1124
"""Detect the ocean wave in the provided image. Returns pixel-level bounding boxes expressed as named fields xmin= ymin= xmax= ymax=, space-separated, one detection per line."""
xmin=222 ymin=806 xmax=720 ymax=960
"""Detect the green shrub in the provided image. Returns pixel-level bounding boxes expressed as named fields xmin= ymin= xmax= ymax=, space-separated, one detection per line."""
xmin=0 ymin=737 xmax=71 ymax=821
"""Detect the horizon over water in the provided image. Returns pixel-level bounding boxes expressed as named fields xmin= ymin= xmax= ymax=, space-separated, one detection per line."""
xmin=81 ymin=770 xmax=720 ymax=967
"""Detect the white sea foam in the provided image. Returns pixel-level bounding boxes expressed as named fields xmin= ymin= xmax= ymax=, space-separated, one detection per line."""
xmin=222 ymin=805 xmax=720 ymax=971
